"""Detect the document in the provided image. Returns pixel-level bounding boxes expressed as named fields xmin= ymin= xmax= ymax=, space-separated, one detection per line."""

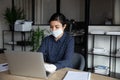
xmin=63 ymin=71 xmax=91 ymax=80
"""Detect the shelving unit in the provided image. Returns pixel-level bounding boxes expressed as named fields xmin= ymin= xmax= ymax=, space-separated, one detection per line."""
xmin=88 ymin=33 xmax=120 ymax=79
xmin=2 ymin=30 xmax=32 ymax=51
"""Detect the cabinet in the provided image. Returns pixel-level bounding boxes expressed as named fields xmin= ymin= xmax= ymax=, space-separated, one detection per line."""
xmin=71 ymin=32 xmax=85 ymax=54
xmin=88 ymin=33 xmax=120 ymax=79
xmin=2 ymin=30 xmax=32 ymax=51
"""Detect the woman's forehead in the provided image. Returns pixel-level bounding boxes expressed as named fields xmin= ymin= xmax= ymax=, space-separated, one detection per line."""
xmin=50 ymin=21 xmax=62 ymax=25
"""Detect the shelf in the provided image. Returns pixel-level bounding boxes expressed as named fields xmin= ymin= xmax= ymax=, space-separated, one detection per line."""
xmin=5 ymin=41 xmax=17 ymax=45
xmin=89 ymin=32 xmax=120 ymax=36
xmin=4 ymin=41 xmax=31 ymax=46
xmin=88 ymin=68 xmax=120 ymax=79
xmin=16 ymin=41 xmax=31 ymax=46
xmin=88 ymin=52 xmax=113 ymax=57
xmin=2 ymin=30 xmax=32 ymax=51
xmin=88 ymin=32 xmax=120 ymax=79
xmin=110 ymin=72 xmax=120 ymax=79
xmin=0 ymin=48 xmax=6 ymax=53
xmin=3 ymin=30 xmax=32 ymax=32
xmin=115 ymin=56 xmax=120 ymax=58
xmin=87 ymin=68 xmax=109 ymax=76
xmin=89 ymin=24 xmax=120 ymax=26
xmin=69 ymin=32 xmax=85 ymax=37
xmin=88 ymin=52 xmax=120 ymax=58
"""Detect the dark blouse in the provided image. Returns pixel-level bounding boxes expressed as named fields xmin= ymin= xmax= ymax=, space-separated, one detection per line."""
xmin=37 ymin=32 xmax=74 ymax=69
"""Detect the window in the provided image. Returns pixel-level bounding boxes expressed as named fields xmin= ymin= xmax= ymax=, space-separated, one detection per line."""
xmin=14 ymin=0 xmax=56 ymax=24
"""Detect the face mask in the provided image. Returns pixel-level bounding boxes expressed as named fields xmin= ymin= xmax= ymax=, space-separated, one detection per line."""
xmin=51 ymin=29 xmax=63 ymax=38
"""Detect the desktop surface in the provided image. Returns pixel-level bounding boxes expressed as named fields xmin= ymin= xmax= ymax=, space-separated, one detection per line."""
xmin=0 ymin=53 xmax=119 ymax=80
xmin=0 ymin=68 xmax=118 ymax=80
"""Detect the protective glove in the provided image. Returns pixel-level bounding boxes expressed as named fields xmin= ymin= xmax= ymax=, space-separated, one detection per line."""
xmin=44 ymin=63 xmax=57 ymax=73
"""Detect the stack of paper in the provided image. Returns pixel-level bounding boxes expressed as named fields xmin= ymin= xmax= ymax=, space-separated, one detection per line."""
xmin=89 ymin=31 xmax=105 ymax=34
xmin=106 ymin=31 xmax=120 ymax=35
xmin=63 ymin=71 xmax=91 ymax=80
xmin=93 ymin=48 xmax=109 ymax=55
xmin=0 ymin=63 xmax=8 ymax=72
xmin=94 ymin=65 xmax=109 ymax=75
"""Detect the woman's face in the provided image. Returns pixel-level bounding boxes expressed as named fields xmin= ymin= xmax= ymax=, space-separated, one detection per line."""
xmin=50 ymin=21 xmax=66 ymax=31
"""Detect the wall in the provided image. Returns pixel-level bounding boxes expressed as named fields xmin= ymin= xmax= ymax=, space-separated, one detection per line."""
xmin=114 ymin=0 xmax=120 ymax=24
xmin=0 ymin=0 xmax=11 ymax=48
xmin=61 ymin=0 xmax=85 ymax=21
xmin=42 ymin=0 xmax=56 ymax=24
xmin=90 ymin=0 xmax=113 ymax=24
xmin=34 ymin=0 xmax=114 ymax=24
xmin=0 ymin=0 xmax=114 ymax=26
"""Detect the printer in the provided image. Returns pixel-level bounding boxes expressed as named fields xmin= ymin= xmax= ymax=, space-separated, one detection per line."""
xmin=14 ymin=20 xmax=32 ymax=31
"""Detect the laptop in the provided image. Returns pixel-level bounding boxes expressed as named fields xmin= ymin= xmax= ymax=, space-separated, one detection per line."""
xmin=5 ymin=51 xmax=47 ymax=79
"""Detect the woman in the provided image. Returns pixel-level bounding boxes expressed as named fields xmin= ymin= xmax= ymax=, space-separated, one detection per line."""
xmin=37 ymin=13 xmax=74 ymax=73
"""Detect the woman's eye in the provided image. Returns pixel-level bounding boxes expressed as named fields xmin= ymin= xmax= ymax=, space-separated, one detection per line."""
xmin=50 ymin=26 xmax=53 ymax=29
xmin=56 ymin=27 xmax=59 ymax=29
xmin=55 ymin=25 xmax=60 ymax=28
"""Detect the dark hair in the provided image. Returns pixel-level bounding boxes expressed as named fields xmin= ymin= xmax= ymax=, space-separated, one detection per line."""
xmin=49 ymin=13 xmax=67 ymax=26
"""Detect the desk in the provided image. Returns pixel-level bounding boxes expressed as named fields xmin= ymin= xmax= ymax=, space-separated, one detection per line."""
xmin=50 ymin=68 xmax=118 ymax=80
xmin=0 ymin=68 xmax=118 ymax=80
xmin=0 ymin=54 xmax=119 ymax=80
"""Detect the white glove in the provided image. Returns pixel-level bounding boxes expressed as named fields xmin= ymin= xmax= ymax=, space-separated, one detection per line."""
xmin=44 ymin=63 xmax=57 ymax=73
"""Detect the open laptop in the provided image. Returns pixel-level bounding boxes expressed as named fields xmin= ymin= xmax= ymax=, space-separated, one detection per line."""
xmin=5 ymin=51 xmax=47 ymax=79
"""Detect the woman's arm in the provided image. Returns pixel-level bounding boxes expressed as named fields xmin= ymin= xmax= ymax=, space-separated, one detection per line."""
xmin=37 ymin=38 xmax=47 ymax=61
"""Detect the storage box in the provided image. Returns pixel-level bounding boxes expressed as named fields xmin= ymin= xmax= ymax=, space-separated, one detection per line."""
xmin=14 ymin=20 xmax=32 ymax=31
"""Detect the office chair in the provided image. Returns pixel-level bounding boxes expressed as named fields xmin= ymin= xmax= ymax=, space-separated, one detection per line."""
xmin=72 ymin=52 xmax=85 ymax=71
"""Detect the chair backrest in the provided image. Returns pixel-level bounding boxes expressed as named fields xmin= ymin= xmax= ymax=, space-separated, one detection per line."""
xmin=72 ymin=53 xmax=85 ymax=71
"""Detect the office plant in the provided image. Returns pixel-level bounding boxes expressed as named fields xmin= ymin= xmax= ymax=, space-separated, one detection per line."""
xmin=30 ymin=27 xmax=45 ymax=51
xmin=3 ymin=6 xmax=25 ymax=31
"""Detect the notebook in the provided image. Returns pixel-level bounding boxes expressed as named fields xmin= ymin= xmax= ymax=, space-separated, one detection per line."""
xmin=63 ymin=71 xmax=91 ymax=80
xmin=5 ymin=51 xmax=47 ymax=79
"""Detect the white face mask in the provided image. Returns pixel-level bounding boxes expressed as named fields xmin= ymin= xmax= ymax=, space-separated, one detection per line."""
xmin=51 ymin=29 xmax=63 ymax=38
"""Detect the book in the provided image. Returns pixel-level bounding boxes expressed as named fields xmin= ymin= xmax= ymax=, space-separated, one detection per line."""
xmin=63 ymin=71 xmax=91 ymax=80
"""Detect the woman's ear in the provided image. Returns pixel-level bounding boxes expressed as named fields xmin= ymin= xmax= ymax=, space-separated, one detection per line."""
xmin=63 ymin=24 xmax=66 ymax=29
